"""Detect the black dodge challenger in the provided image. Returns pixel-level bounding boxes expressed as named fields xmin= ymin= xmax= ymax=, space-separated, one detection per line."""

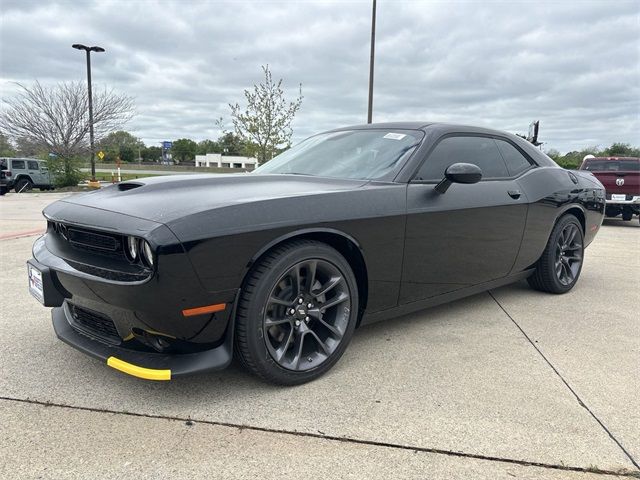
xmin=28 ymin=122 xmax=605 ymax=384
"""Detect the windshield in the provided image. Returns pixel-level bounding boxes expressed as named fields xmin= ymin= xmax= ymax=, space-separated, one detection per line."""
xmin=253 ymin=129 xmax=424 ymax=180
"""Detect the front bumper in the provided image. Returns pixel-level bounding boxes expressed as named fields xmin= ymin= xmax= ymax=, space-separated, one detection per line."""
xmin=52 ymin=305 xmax=233 ymax=380
xmin=30 ymin=231 xmax=240 ymax=380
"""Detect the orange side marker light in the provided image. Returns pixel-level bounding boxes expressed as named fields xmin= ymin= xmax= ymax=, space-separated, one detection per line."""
xmin=182 ymin=303 xmax=226 ymax=317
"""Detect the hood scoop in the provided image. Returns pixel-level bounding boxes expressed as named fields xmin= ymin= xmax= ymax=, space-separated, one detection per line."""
xmin=117 ymin=182 xmax=143 ymax=191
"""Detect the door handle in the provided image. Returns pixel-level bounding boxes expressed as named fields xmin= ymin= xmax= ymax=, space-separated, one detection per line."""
xmin=508 ymin=190 xmax=522 ymax=199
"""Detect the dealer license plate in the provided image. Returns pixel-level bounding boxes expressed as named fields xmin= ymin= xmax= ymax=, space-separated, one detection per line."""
xmin=28 ymin=264 xmax=45 ymax=304
xmin=611 ymin=194 xmax=626 ymax=201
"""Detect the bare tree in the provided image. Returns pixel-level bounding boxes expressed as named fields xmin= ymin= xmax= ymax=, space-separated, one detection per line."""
xmin=229 ymin=65 xmax=302 ymax=163
xmin=0 ymin=81 xmax=134 ymax=158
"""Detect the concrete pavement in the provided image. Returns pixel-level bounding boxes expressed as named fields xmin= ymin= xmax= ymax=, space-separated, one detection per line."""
xmin=0 ymin=193 xmax=638 ymax=479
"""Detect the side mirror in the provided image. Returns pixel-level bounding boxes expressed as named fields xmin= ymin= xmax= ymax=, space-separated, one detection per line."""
xmin=434 ymin=163 xmax=482 ymax=194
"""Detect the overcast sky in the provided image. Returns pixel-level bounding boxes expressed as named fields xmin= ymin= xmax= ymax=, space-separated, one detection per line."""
xmin=1 ymin=0 xmax=638 ymax=153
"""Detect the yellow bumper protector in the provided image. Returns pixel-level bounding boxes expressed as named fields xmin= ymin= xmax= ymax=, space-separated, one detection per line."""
xmin=107 ymin=357 xmax=171 ymax=381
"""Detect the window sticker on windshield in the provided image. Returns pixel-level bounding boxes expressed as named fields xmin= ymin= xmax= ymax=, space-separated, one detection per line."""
xmin=383 ymin=133 xmax=406 ymax=140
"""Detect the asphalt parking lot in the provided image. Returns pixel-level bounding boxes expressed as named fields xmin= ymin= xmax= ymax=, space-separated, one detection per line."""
xmin=1 ymin=192 xmax=638 ymax=479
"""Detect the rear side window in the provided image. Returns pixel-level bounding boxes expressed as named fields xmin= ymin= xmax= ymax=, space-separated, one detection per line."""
xmin=11 ymin=160 xmax=25 ymax=169
xmin=495 ymin=139 xmax=533 ymax=176
xmin=27 ymin=161 xmax=39 ymax=170
xmin=415 ymin=136 xmax=508 ymax=181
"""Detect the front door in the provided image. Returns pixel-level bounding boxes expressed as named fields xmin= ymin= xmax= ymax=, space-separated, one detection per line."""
xmin=400 ymin=135 xmax=529 ymax=304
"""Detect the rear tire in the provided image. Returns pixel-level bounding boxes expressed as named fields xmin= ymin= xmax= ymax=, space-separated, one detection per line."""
xmin=0 ymin=186 xmax=6 ymax=196
xmin=15 ymin=178 xmax=33 ymax=193
xmin=527 ymin=214 xmax=584 ymax=294
xmin=622 ymin=210 xmax=633 ymax=221
xmin=235 ymin=240 xmax=359 ymax=385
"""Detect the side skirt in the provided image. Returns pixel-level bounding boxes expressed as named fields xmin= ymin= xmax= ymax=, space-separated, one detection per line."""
xmin=359 ymin=269 xmax=534 ymax=326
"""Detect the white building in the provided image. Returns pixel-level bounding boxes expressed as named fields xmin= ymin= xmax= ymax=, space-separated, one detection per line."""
xmin=195 ymin=153 xmax=259 ymax=170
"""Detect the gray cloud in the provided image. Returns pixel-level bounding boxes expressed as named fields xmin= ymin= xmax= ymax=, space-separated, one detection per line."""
xmin=1 ymin=0 xmax=638 ymax=153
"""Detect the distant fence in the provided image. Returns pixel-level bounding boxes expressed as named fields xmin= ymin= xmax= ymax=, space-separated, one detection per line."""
xmin=91 ymin=163 xmax=243 ymax=174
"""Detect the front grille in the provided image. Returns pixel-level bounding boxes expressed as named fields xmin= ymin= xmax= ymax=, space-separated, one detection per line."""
xmin=47 ymin=221 xmax=153 ymax=283
xmin=67 ymin=228 xmax=119 ymax=252
xmin=69 ymin=304 xmax=121 ymax=346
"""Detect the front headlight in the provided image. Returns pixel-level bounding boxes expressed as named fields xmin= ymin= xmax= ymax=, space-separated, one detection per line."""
xmin=141 ymin=240 xmax=154 ymax=267
xmin=126 ymin=236 xmax=138 ymax=260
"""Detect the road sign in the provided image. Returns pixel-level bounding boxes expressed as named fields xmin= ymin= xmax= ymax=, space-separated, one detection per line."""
xmin=97 ymin=151 xmax=105 ymax=160
xmin=162 ymin=141 xmax=172 ymax=149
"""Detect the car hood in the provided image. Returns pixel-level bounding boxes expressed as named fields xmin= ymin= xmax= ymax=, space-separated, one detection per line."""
xmin=53 ymin=174 xmax=369 ymax=224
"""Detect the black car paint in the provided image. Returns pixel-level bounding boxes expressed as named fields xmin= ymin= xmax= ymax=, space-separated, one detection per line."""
xmin=31 ymin=122 xmax=605 ymax=377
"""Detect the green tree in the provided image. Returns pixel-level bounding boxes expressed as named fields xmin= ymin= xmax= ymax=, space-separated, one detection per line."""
xmin=46 ymin=156 xmax=84 ymax=188
xmin=119 ymin=145 xmax=136 ymax=163
xmin=544 ymin=148 xmax=561 ymax=161
xmin=218 ymin=132 xmax=248 ymax=156
xmin=545 ymin=143 xmax=639 ymax=170
xmin=603 ymin=143 xmax=640 ymax=157
xmin=0 ymin=133 xmax=16 ymax=157
xmin=229 ymin=65 xmax=303 ymax=162
xmin=15 ymin=137 xmax=48 ymax=158
xmin=171 ymin=138 xmax=197 ymax=163
xmin=97 ymin=130 xmax=144 ymax=162
xmin=197 ymin=139 xmax=221 ymax=155
xmin=141 ymin=146 xmax=162 ymax=162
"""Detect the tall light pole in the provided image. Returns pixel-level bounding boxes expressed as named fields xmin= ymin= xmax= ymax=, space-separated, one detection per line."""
xmin=367 ymin=0 xmax=377 ymax=124
xmin=72 ymin=43 xmax=105 ymax=183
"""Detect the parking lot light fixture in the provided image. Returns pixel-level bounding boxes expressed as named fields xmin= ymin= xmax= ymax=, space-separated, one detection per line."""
xmin=72 ymin=43 xmax=105 ymax=184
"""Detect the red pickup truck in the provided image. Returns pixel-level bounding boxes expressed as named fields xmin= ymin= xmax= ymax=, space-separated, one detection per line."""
xmin=579 ymin=156 xmax=640 ymax=223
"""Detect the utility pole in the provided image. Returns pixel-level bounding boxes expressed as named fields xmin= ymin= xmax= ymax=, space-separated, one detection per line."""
xmin=72 ymin=44 xmax=105 ymax=184
xmin=367 ymin=0 xmax=377 ymax=124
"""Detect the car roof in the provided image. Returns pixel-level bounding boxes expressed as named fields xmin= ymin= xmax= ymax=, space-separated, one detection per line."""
xmin=329 ymin=121 xmax=522 ymax=137
xmin=325 ymin=121 xmax=558 ymax=169
xmin=586 ymin=156 xmax=639 ymax=161
xmin=1 ymin=157 xmax=44 ymax=161
xmin=328 ymin=121 xmax=434 ymax=132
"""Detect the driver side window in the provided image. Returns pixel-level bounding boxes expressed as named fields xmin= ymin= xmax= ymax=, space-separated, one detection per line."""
xmin=415 ymin=136 xmax=508 ymax=181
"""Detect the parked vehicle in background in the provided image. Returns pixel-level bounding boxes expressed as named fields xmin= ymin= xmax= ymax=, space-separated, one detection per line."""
xmin=0 ymin=158 xmax=55 ymax=193
xmin=580 ymin=156 xmax=640 ymax=223
xmin=0 ymin=168 xmax=9 ymax=196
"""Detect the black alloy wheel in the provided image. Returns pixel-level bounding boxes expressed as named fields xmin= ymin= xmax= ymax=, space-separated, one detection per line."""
xmin=264 ymin=259 xmax=351 ymax=371
xmin=235 ymin=240 xmax=359 ymax=385
xmin=528 ymin=214 xmax=584 ymax=294
xmin=554 ymin=222 xmax=583 ymax=286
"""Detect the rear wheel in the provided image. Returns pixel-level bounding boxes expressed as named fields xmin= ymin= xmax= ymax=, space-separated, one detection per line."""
xmin=235 ymin=240 xmax=358 ymax=385
xmin=527 ymin=214 xmax=584 ymax=294
xmin=622 ymin=210 xmax=633 ymax=221
xmin=0 ymin=186 xmax=6 ymax=196
xmin=14 ymin=178 xmax=33 ymax=193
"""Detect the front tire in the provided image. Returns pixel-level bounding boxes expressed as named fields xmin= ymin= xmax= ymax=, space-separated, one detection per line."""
xmin=15 ymin=178 xmax=33 ymax=193
xmin=235 ymin=240 xmax=359 ymax=385
xmin=527 ymin=214 xmax=584 ymax=294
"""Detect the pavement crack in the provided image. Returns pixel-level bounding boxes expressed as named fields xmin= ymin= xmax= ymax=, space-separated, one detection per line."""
xmin=488 ymin=290 xmax=639 ymax=471
xmin=1 ymin=395 xmax=639 ymax=478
